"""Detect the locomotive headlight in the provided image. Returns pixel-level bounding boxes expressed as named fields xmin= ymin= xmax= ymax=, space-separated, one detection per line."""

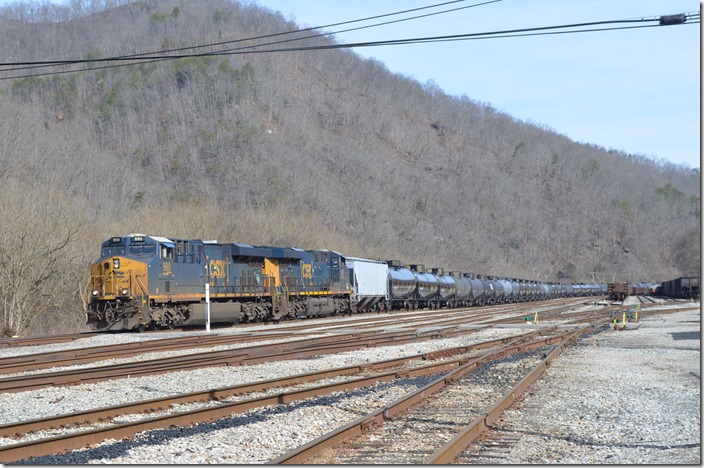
xmin=113 ymin=259 xmax=120 ymax=269
xmin=121 ymin=288 xmax=130 ymax=296
xmin=92 ymin=289 xmax=100 ymax=297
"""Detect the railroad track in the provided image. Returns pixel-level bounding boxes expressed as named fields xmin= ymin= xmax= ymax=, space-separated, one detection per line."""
xmin=0 ymin=330 xmax=556 ymax=463
xmin=0 ymin=301 xmax=543 ymax=374
xmin=0 ymin=332 xmax=101 ymax=349
xmin=271 ymin=326 xmax=591 ymax=464
xmin=0 ymin=303 xmax=693 ymax=464
xmin=0 ymin=298 xmax=595 ymax=389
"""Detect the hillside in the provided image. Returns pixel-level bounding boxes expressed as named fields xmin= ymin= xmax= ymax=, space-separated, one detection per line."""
xmin=0 ymin=0 xmax=699 ymax=336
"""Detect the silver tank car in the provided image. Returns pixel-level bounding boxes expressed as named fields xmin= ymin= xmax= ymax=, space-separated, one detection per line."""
xmin=529 ymin=280 xmax=539 ymax=300
xmin=432 ymin=268 xmax=457 ymax=306
xmin=480 ymin=275 xmax=497 ymax=304
xmin=508 ymin=278 xmax=520 ymax=303
xmin=517 ymin=279 xmax=528 ymax=301
xmin=413 ymin=270 xmax=439 ymax=300
xmin=449 ymin=272 xmax=472 ymax=306
xmin=497 ymin=277 xmax=514 ymax=303
xmin=570 ymin=283 xmax=580 ymax=296
xmin=466 ymin=274 xmax=486 ymax=305
xmin=489 ymin=276 xmax=506 ymax=304
xmin=540 ymin=282 xmax=549 ymax=299
xmin=387 ymin=263 xmax=416 ymax=302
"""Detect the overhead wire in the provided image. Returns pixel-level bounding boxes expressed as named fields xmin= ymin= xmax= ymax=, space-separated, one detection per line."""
xmin=0 ymin=0 xmax=499 ymax=69
xmin=0 ymin=0 xmax=503 ymax=79
xmin=0 ymin=5 xmax=698 ymax=81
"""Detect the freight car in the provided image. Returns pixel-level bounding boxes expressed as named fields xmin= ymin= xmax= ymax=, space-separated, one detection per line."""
xmin=657 ymin=276 xmax=700 ymax=300
xmin=607 ymin=282 xmax=630 ymax=301
xmin=87 ymin=234 xmax=607 ymax=332
xmin=607 ymin=282 xmax=657 ymax=301
xmin=346 ymin=257 xmax=388 ymax=312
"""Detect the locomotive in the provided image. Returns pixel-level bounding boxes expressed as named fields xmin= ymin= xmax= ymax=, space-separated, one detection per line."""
xmin=87 ymin=234 xmax=352 ymax=331
xmin=87 ymin=234 xmax=606 ymax=331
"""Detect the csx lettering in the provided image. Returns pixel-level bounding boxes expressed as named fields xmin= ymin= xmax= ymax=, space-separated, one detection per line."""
xmin=302 ymin=263 xmax=313 ymax=279
xmin=209 ymin=259 xmax=226 ymax=278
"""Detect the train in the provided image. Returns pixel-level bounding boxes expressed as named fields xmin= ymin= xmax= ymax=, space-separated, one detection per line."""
xmin=606 ymin=282 xmax=657 ymax=301
xmin=656 ymin=276 xmax=700 ymax=300
xmin=86 ymin=234 xmax=607 ymax=331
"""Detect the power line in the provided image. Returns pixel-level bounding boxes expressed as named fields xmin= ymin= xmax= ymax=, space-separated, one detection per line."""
xmin=0 ymin=0 xmax=502 ymax=81
xmin=0 ymin=0 xmax=499 ymax=69
xmin=0 ymin=9 xmax=698 ymax=81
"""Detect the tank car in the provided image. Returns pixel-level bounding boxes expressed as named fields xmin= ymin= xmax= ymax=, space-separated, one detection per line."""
xmin=432 ymin=268 xmax=458 ymax=308
xmin=386 ymin=260 xmax=417 ymax=310
xmin=507 ymin=278 xmax=520 ymax=303
xmin=409 ymin=264 xmax=440 ymax=309
xmin=87 ymin=234 xmax=352 ymax=331
xmin=497 ymin=277 xmax=515 ymax=303
xmin=465 ymin=273 xmax=486 ymax=306
xmin=538 ymin=282 xmax=549 ymax=300
xmin=449 ymin=272 xmax=472 ymax=307
xmin=479 ymin=275 xmax=497 ymax=305
xmin=487 ymin=276 xmax=506 ymax=304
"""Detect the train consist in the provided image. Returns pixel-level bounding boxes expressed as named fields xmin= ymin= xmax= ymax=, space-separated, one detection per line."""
xmin=657 ymin=276 xmax=700 ymax=300
xmin=87 ymin=234 xmax=606 ymax=332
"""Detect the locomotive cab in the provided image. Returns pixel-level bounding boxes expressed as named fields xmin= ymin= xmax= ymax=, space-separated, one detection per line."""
xmin=87 ymin=234 xmax=154 ymax=331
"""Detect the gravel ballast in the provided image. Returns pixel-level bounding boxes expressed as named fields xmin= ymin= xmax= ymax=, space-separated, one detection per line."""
xmin=1 ymin=305 xmax=700 ymax=464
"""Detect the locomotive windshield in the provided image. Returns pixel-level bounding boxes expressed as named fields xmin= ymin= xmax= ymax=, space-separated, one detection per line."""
xmin=101 ymin=245 xmax=125 ymax=258
xmin=99 ymin=236 xmax=157 ymax=259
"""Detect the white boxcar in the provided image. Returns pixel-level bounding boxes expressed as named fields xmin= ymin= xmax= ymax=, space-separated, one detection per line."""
xmin=346 ymin=257 xmax=389 ymax=311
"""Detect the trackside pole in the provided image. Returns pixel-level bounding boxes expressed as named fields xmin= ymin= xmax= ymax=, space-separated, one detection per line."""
xmin=206 ymin=282 xmax=211 ymax=333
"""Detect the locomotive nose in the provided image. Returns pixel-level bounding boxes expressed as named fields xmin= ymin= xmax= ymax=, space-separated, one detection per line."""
xmin=90 ymin=256 xmax=132 ymax=298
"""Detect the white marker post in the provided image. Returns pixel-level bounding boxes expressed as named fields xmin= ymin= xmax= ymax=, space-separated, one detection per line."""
xmin=205 ymin=282 xmax=211 ymax=333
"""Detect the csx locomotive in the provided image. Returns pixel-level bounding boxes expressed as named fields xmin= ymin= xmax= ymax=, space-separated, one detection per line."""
xmin=86 ymin=234 xmax=606 ymax=331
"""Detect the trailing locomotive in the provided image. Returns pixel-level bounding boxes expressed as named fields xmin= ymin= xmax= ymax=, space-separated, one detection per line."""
xmin=87 ymin=234 xmax=607 ymax=332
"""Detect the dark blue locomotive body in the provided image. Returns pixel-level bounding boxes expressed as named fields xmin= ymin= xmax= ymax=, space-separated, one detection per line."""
xmin=87 ymin=234 xmax=352 ymax=331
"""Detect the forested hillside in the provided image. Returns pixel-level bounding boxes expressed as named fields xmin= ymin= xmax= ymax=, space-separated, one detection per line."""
xmin=0 ymin=0 xmax=699 ymax=336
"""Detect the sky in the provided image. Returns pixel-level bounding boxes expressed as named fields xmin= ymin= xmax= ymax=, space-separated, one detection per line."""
xmin=0 ymin=0 xmax=699 ymax=168
xmin=252 ymin=0 xmax=700 ymax=169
